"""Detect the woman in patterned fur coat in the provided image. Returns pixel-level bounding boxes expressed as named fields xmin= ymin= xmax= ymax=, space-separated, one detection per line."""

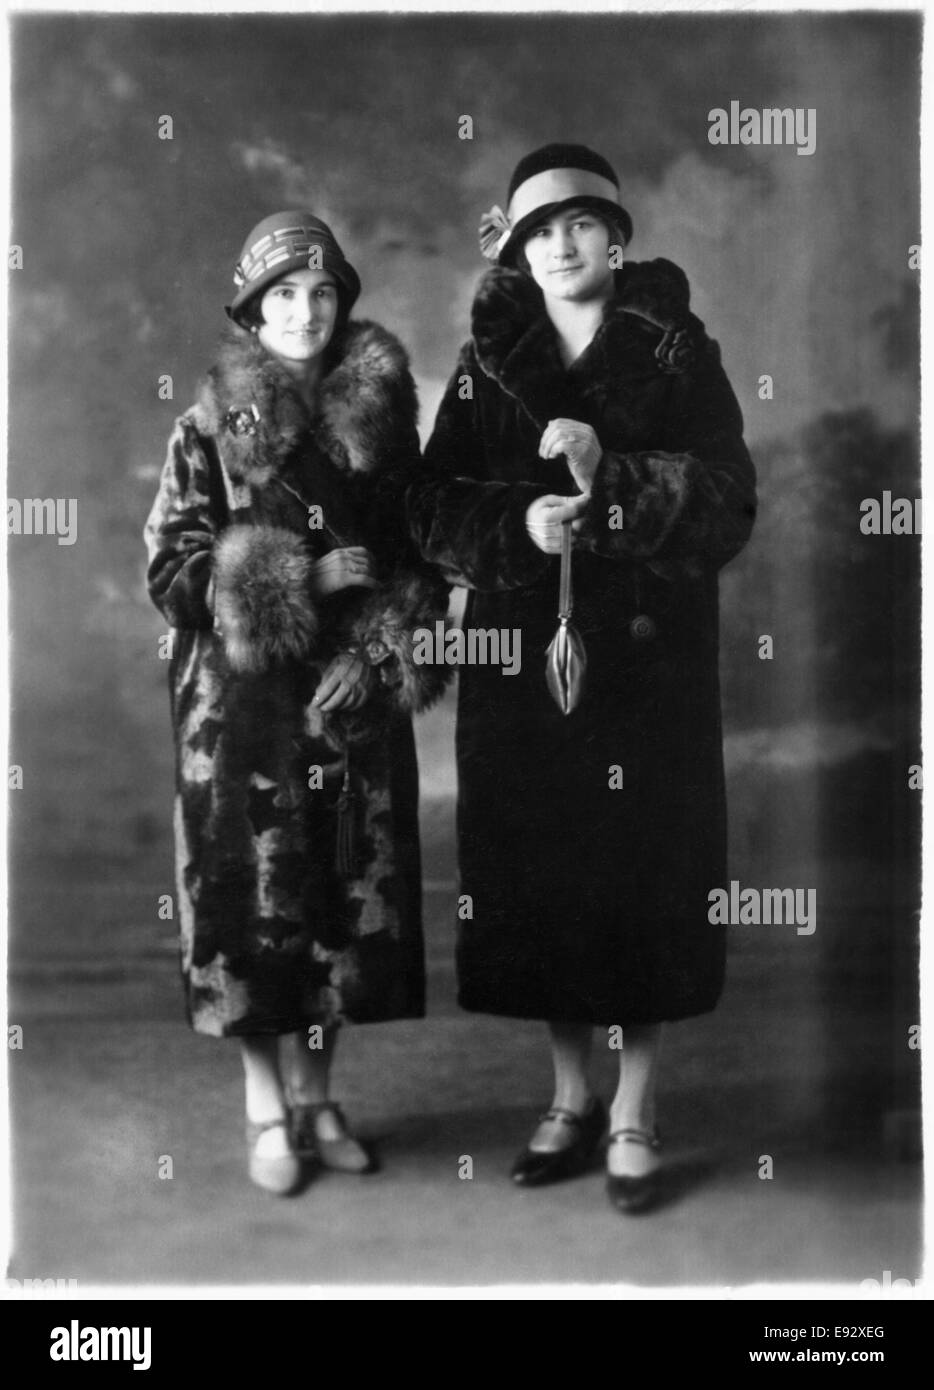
xmin=404 ymin=145 xmax=756 ymax=1213
xmin=144 ymin=211 xmax=449 ymax=1196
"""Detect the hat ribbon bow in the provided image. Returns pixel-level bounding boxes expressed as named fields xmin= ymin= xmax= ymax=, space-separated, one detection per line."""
xmin=478 ymin=204 xmax=511 ymax=262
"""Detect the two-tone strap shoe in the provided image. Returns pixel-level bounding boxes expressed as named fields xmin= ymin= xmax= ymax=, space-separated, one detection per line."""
xmin=511 ymin=1098 xmax=607 ymax=1187
xmin=290 ymin=1100 xmax=379 ymax=1174
xmin=246 ymin=1116 xmax=304 ymax=1197
xmin=606 ymin=1127 xmax=662 ymax=1214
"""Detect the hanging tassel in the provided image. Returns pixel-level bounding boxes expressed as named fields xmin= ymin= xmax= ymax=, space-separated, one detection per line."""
xmin=545 ymin=520 xmax=587 ymax=715
xmin=335 ymin=754 xmax=360 ymax=878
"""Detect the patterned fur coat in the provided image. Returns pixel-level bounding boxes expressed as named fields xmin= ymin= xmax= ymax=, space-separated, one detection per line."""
xmin=145 ymin=319 xmax=449 ymax=1038
xmin=405 ymin=258 xmax=757 ymax=1025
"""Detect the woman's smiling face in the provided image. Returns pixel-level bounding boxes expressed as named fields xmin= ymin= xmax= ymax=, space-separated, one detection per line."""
xmin=256 ymin=268 xmax=341 ymax=367
xmin=521 ymin=207 xmax=617 ymax=304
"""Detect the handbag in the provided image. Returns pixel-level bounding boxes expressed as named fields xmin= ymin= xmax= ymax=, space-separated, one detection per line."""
xmin=545 ymin=520 xmax=587 ymax=714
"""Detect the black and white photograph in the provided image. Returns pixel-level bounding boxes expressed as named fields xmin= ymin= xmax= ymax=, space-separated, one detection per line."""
xmin=2 ymin=0 xmax=926 ymax=1310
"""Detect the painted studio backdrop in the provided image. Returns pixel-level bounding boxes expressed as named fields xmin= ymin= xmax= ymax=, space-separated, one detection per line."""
xmin=6 ymin=11 xmax=921 ymax=1287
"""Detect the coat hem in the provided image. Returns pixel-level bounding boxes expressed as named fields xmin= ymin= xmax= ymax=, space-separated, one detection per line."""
xmin=454 ymin=992 xmax=724 ymax=1028
xmin=187 ymin=1005 xmax=427 ymax=1039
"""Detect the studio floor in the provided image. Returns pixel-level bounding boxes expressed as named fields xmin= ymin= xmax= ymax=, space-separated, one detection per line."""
xmin=6 ymin=870 xmax=923 ymax=1294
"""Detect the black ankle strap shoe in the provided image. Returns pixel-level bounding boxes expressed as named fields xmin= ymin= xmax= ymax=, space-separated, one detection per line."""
xmin=511 ymin=1098 xmax=607 ymax=1187
xmin=606 ymin=1127 xmax=662 ymax=1214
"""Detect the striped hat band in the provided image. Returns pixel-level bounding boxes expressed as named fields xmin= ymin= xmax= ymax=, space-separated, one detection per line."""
xmin=233 ymin=225 xmax=337 ymax=288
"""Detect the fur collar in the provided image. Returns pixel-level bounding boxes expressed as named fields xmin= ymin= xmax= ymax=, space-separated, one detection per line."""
xmin=470 ymin=258 xmax=701 ymax=427
xmin=194 ymin=318 xmax=418 ymax=485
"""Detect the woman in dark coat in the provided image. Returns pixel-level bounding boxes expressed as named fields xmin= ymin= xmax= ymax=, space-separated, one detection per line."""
xmin=405 ymin=145 xmax=756 ymax=1210
xmin=144 ymin=211 xmax=449 ymax=1195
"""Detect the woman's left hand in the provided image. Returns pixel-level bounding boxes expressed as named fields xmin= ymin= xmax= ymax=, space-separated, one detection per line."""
xmin=313 ymin=651 xmax=372 ymax=712
xmin=539 ymin=419 xmax=603 ymax=495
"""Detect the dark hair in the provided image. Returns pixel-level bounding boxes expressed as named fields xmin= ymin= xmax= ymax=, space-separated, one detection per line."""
xmin=514 ymin=209 xmax=625 ymax=275
xmin=235 ymin=297 xmax=265 ymax=331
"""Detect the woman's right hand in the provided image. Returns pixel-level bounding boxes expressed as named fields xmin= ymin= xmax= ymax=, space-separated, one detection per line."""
xmin=313 ymin=650 xmax=373 ymax=712
xmin=308 ymin=546 xmax=378 ymax=596
xmin=525 ymin=494 xmax=590 ymax=554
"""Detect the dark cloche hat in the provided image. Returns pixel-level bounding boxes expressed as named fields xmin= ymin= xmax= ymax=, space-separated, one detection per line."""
xmin=479 ymin=143 xmax=633 ymax=266
xmin=226 ymin=210 xmax=361 ymax=323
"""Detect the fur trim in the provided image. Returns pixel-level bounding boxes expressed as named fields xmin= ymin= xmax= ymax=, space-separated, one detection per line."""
xmin=313 ymin=566 xmax=452 ymax=748
xmin=617 ymin=257 xmax=691 ymax=329
xmin=315 ymin=323 xmax=418 ymax=475
xmin=197 ymin=319 xmax=418 ymax=486
xmin=213 ymin=525 xmax=319 ymax=673
xmin=346 ymin=568 xmax=453 ymax=714
xmin=471 ymin=268 xmax=548 ymax=387
xmin=586 ymin=450 xmax=697 ymax=561
xmin=197 ymin=326 xmax=307 ymax=485
xmin=470 ymin=257 xmax=700 ymax=425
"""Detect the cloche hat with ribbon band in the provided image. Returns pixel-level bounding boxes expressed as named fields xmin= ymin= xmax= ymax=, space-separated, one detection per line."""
xmin=479 ymin=143 xmax=633 ymax=267
xmin=226 ymin=210 xmax=361 ymax=324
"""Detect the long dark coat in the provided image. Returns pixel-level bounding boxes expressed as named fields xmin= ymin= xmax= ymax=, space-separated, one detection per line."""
xmin=405 ymin=259 xmax=757 ymax=1026
xmin=144 ymin=319 xmax=450 ymax=1038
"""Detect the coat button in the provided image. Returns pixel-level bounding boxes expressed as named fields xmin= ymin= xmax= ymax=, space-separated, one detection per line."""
xmin=629 ymin=614 xmax=656 ymax=641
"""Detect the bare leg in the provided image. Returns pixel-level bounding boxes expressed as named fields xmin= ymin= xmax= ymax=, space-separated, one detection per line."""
xmin=283 ymin=1025 xmax=337 ymax=1118
xmin=607 ymin=1023 xmax=663 ymax=1176
xmin=528 ymin=1022 xmax=594 ymax=1152
xmin=240 ymin=1035 xmax=290 ymax=1157
xmin=282 ymin=1026 xmax=370 ymax=1164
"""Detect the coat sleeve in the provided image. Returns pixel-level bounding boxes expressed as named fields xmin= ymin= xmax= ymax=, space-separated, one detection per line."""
xmin=144 ymin=415 xmax=222 ymax=630
xmin=578 ymin=333 xmax=757 ymax=571
xmin=403 ymin=344 xmax=553 ymax=592
xmin=144 ymin=415 xmax=321 ymax=673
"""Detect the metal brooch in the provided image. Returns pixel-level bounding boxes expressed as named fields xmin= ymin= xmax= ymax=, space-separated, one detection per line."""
xmin=224 ymin=403 xmax=261 ymax=437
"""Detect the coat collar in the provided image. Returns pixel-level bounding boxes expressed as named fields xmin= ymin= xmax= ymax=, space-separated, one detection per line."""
xmin=194 ymin=318 xmax=417 ymax=485
xmin=470 ymin=258 xmax=701 ymax=428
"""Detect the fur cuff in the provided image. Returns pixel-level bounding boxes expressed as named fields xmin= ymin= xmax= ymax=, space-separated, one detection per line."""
xmin=347 ymin=568 xmax=452 ymax=714
xmin=213 ymin=525 xmax=319 ymax=672
xmin=580 ymin=450 xmax=695 ymax=560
